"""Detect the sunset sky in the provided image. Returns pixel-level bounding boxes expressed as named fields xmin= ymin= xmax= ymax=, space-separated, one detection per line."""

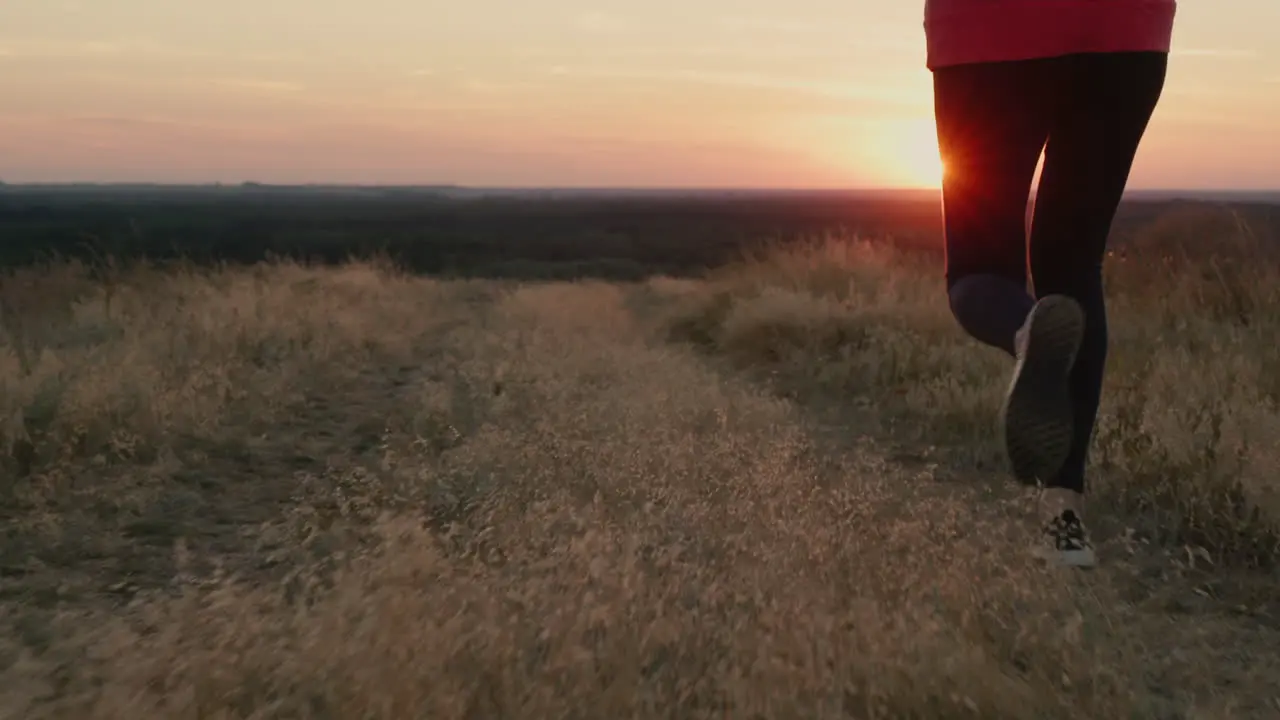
xmin=1 ymin=1 xmax=1276 ymax=189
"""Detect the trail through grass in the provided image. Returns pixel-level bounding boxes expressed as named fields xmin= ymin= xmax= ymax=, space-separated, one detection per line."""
xmin=1 ymin=247 xmax=1277 ymax=718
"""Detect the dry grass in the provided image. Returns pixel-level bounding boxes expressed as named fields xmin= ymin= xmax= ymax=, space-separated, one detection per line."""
xmin=1 ymin=233 xmax=1278 ymax=718
xmin=671 ymin=234 xmax=1280 ymax=565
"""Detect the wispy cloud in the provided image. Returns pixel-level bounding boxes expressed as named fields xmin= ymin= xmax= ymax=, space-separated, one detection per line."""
xmin=1157 ymin=109 xmax=1274 ymax=133
xmin=716 ymin=17 xmax=833 ymax=34
xmin=79 ymin=41 xmax=127 ymax=55
xmin=0 ymin=39 xmax=203 ymax=59
xmin=66 ymin=115 xmax=202 ymax=130
xmin=574 ymin=11 xmax=628 ymax=33
xmin=5 ymin=40 xmax=136 ymax=57
xmin=0 ymin=39 xmax=330 ymax=66
xmin=68 ymin=115 xmax=179 ymax=125
xmin=547 ymin=66 xmax=914 ymax=104
xmin=71 ymin=116 xmax=151 ymax=126
xmin=410 ymin=69 xmax=436 ymax=77
xmin=210 ymin=78 xmax=305 ymax=94
xmin=522 ymin=44 xmax=857 ymax=62
xmin=1172 ymin=48 xmax=1256 ymax=59
xmin=460 ymin=79 xmax=546 ymax=94
xmin=714 ymin=15 xmax=917 ymax=52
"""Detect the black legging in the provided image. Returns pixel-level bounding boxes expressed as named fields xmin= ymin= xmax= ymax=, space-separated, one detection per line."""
xmin=933 ymin=52 xmax=1168 ymax=494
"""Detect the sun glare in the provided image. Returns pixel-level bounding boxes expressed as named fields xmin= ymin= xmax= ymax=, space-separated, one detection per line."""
xmin=894 ymin=117 xmax=946 ymax=189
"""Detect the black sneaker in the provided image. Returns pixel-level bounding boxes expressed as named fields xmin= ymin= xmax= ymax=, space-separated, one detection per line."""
xmin=1001 ymin=295 xmax=1085 ymax=486
xmin=1034 ymin=509 xmax=1097 ymax=568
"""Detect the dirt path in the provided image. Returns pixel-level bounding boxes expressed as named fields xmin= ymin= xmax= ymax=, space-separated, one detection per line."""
xmin=3 ymin=269 xmax=1278 ymax=718
xmin=629 ymin=280 xmax=1280 ymax=718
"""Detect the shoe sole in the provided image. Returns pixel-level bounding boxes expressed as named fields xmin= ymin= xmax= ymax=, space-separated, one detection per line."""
xmin=1002 ymin=295 xmax=1085 ymax=486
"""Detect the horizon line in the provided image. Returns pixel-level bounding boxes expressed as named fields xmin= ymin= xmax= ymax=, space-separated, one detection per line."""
xmin=3 ymin=182 xmax=1279 ymax=195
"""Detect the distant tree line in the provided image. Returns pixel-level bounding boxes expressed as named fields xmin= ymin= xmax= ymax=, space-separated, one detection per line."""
xmin=0 ymin=189 xmax=1274 ymax=280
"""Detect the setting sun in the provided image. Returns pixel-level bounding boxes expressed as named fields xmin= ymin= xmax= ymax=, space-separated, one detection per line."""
xmin=894 ymin=117 xmax=947 ymax=189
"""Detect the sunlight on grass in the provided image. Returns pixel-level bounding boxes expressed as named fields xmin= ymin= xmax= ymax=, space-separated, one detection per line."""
xmin=1 ymin=215 xmax=1278 ymax=717
xmin=670 ymin=234 xmax=1280 ymax=563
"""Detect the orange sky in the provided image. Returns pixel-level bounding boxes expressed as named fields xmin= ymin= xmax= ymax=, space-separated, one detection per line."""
xmin=1 ymin=1 xmax=1277 ymax=188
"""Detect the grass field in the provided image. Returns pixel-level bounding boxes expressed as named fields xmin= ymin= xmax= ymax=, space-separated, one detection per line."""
xmin=2 ymin=231 xmax=1279 ymax=718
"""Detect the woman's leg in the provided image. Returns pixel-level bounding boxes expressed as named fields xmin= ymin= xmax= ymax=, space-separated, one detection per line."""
xmin=933 ymin=58 xmax=1057 ymax=355
xmin=934 ymin=58 xmax=1089 ymax=494
xmin=1029 ymin=52 xmax=1169 ymax=500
